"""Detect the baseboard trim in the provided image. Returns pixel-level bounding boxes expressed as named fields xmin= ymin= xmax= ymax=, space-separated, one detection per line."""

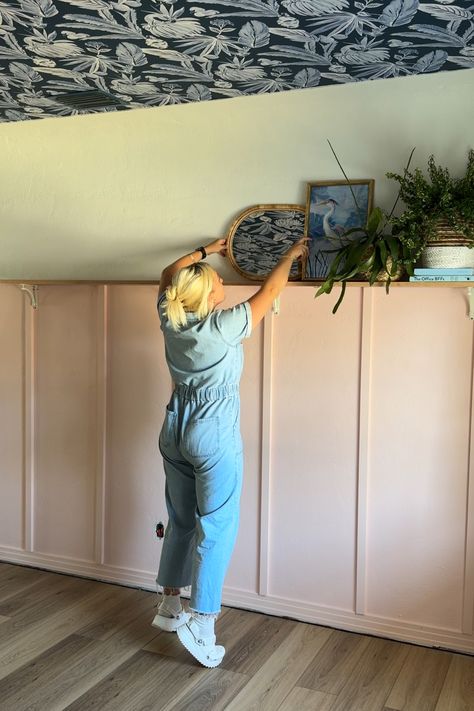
xmin=222 ymin=588 xmax=474 ymax=655
xmin=0 ymin=547 xmax=154 ymax=589
xmin=1 ymin=547 xmax=472 ymax=655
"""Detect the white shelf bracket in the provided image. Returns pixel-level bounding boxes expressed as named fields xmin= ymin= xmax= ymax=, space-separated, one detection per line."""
xmin=19 ymin=284 xmax=39 ymax=309
xmin=468 ymin=288 xmax=474 ymax=320
xmin=272 ymin=296 xmax=280 ymax=315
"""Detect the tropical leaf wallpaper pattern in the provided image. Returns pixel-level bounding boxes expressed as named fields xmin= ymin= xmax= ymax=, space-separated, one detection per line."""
xmin=229 ymin=207 xmax=305 ymax=279
xmin=0 ymin=0 xmax=472 ymax=122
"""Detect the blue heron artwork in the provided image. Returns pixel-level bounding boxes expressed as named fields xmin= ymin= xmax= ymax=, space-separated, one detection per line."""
xmin=304 ymin=181 xmax=374 ymax=280
xmin=228 ymin=206 xmax=305 ymax=281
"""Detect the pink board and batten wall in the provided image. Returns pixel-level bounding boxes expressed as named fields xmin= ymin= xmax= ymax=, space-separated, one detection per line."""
xmin=1 ymin=282 xmax=474 ymax=654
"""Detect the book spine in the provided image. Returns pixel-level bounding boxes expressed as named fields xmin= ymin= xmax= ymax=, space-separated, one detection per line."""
xmin=414 ymin=268 xmax=474 ymax=276
xmin=410 ymin=275 xmax=474 ymax=282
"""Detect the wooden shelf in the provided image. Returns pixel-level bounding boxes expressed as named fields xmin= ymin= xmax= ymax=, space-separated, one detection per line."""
xmin=1 ymin=279 xmax=473 ymax=288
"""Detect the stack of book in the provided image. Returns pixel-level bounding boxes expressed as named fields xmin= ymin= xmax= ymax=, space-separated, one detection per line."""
xmin=409 ymin=268 xmax=474 ymax=282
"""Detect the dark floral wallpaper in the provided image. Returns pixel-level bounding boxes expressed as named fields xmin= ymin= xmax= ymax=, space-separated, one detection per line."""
xmin=0 ymin=0 xmax=472 ymax=122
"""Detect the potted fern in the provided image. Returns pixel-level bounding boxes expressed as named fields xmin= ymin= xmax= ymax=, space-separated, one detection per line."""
xmin=387 ymin=149 xmax=474 ymax=269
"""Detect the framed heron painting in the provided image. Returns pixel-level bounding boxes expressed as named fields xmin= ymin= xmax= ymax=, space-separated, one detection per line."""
xmin=303 ymin=180 xmax=374 ymax=280
xmin=227 ymin=204 xmax=305 ymax=281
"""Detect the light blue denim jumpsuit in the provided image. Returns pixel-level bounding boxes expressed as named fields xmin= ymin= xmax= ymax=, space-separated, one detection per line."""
xmin=156 ymin=293 xmax=252 ymax=614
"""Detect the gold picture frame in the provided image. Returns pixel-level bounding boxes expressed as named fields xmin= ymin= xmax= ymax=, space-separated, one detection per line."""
xmin=303 ymin=179 xmax=374 ymax=280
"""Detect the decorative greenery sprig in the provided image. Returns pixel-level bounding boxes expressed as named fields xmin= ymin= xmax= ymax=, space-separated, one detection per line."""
xmin=314 ymin=146 xmax=474 ymax=314
xmin=387 ymin=149 xmax=474 ymax=251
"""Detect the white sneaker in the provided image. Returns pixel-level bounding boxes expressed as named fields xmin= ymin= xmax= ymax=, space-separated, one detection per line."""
xmin=151 ymin=604 xmax=190 ymax=632
xmin=177 ymin=617 xmax=225 ymax=668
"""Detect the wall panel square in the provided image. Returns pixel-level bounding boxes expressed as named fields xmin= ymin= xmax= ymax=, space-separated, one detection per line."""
xmin=269 ymin=286 xmax=362 ymax=609
xmin=0 ymin=286 xmax=24 ymax=548
xmin=365 ymin=288 xmax=472 ymax=630
xmin=105 ymin=285 xmax=166 ymax=574
xmin=35 ymin=286 xmax=98 ymax=560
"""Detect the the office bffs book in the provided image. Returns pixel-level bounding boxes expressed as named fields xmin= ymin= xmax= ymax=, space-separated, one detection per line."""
xmin=410 ymin=268 xmax=474 ymax=282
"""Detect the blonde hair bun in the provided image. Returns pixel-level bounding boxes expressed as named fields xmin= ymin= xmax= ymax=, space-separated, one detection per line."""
xmin=166 ymin=285 xmax=178 ymax=301
xmin=164 ymin=263 xmax=214 ymax=331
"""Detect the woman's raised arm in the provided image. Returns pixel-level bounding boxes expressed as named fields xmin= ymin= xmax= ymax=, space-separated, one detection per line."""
xmin=159 ymin=239 xmax=227 ymax=296
xmin=247 ymin=237 xmax=309 ymax=330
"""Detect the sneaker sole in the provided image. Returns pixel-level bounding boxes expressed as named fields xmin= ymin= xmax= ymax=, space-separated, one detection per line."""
xmin=177 ymin=623 xmax=225 ymax=668
xmin=151 ymin=611 xmax=190 ymax=632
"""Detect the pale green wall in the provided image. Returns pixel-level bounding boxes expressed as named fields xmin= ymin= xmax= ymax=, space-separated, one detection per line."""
xmin=0 ymin=69 xmax=473 ymax=281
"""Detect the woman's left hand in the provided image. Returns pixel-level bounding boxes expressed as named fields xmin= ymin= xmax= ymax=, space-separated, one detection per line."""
xmin=205 ymin=238 xmax=227 ymax=256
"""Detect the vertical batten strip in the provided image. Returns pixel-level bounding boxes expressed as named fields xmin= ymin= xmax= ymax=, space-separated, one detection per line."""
xmin=21 ymin=292 xmax=27 ymax=551
xmin=22 ymin=289 xmax=37 ymax=552
xmin=259 ymin=311 xmax=274 ymax=596
xmin=94 ymin=285 xmax=108 ymax=565
xmin=462 ymin=323 xmax=474 ymax=633
xmin=355 ymin=288 xmax=374 ymax=615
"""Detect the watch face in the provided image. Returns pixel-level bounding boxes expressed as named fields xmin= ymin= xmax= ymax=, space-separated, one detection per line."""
xmin=227 ymin=205 xmax=305 ymax=281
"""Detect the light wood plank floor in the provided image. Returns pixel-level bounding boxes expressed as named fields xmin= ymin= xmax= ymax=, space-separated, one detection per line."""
xmin=0 ymin=562 xmax=473 ymax=710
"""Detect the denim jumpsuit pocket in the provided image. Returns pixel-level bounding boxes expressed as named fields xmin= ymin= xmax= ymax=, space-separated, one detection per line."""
xmin=183 ymin=417 xmax=220 ymax=458
xmin=233 ymin=424 xmax=243 ymax=455
xmin=159 ymin=408 xmax=177 ymax=452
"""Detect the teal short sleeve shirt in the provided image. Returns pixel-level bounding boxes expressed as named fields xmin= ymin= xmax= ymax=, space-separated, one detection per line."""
xmin=158 ymin=294 xmax=252 ymax=389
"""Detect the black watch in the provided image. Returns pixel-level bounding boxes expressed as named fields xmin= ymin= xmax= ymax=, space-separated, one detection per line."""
xmin=196 ymin=246 xmax=207 ymax=260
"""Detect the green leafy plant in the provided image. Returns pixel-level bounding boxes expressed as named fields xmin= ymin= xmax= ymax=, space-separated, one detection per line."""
xmin=387 ymin=149 xmax=474 ymax=260
xmin=315 ymin=143 xmax=418 ymax=314
xmin=315 ymin=207 xmax=415 ymax=313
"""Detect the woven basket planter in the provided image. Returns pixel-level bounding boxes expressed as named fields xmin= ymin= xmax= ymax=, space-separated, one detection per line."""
xmin=358 ymin=257 xmax=405 ymax=282
xmin=420 ymin=218 xmax=474 ymax=268
xmin=421 ymin=245 xmax=474 ymax=268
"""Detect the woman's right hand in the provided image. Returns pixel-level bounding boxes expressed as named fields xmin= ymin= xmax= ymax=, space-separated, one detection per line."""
xmin=205 ymin=238 xmax=227 ymax=256
xmin=283 ymin=237 xmax=310 ymax=262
